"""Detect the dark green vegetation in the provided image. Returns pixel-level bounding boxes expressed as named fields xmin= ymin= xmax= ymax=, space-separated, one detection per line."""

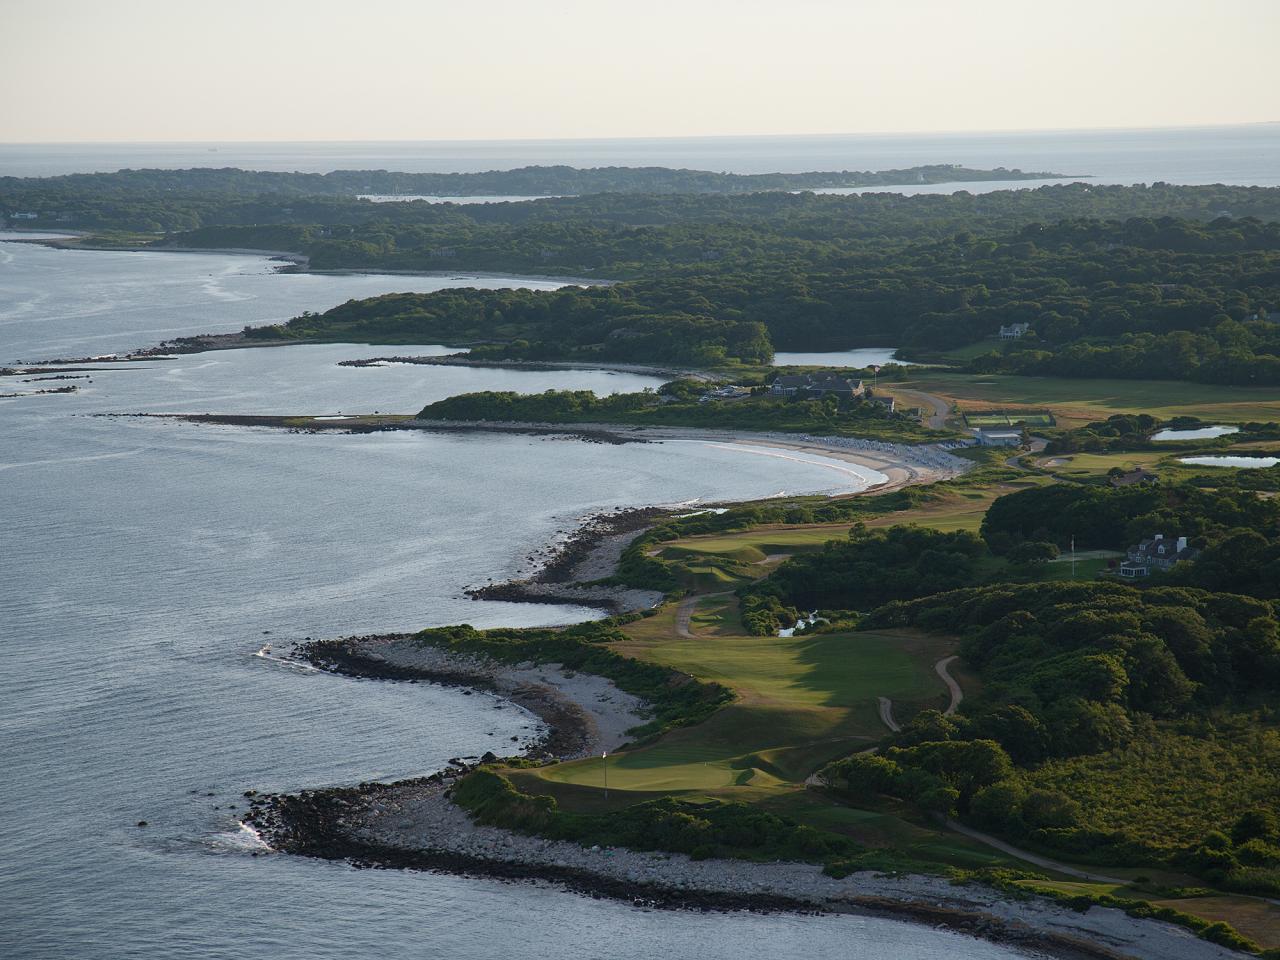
xmin=857 ymin=578 xmax=1280 ymax=895
xmin=765 ymin=525 xmax=990 ymax=607
xmin=0 ymin=164 xmax=1067 ymax=204
xmin=684 ymin=472 xmax=1280 ymax=904
xmin=410 ymin=621 xmax=730 ymax=743
xmin=1045 ymin=414 xmax=1280 ymax=454
xmin=17 ymin=163 xmax=1280 ymax=943
xmin=740 ymin=527 xmax=990 ymax=633
xmin=979 ymin=480 xmax=1280 ymax=560
xmin=454 ymin=768 xmax=856 ymax=864
xmin=238 ymin=208 xmax=1280 ymax=384
xmin=10 ymin=168 xmax=1280 ymax=384
xmin=259 ymin=287 xmax=774 ymax=366
xmin=414 ymin=382 xmax=936 ymax=441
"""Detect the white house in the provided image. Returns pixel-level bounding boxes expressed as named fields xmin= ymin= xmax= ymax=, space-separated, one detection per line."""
xmin=976 ymin=428 xmax=1022 ymax=447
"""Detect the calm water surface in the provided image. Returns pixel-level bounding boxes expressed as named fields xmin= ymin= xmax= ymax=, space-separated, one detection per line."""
xmin=2 ymin=124 xmax=1277 ymax=186
xmin=1180 ymin=455 xmax=1279 ymax=468
xmin=0 ymin=241 xmax=1032 ymax=959
xmin=1153 ymin=426 xmax=1240 ymax=441
xmin=773 ymin=348 xmax=898 ymax=368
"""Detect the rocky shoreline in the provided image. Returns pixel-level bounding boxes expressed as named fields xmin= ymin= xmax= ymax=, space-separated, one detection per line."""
xmin=247 ymin=634 xmax=1247 ymax=960
xmin=236 ymin=484 xmax=1254 ymax=960
xmin=159 ymin=412 xmax=647 ymax=445
xmin=296 ymin=634 xmax=648 ymax=760
xmin=467 ymin=505 xmax=669 ymax=614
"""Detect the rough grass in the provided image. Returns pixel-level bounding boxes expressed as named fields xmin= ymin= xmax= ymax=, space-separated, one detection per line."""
xmin=906 ymin=371 xmax=1280 ymax=428
xmin=1025 ymin=726 xmax=1280 ymax=850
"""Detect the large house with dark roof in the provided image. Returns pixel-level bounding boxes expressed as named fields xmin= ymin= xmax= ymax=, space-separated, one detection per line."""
xmin=1118 ymin=534 xmax=1199 ymax=578
xmin=769 ymin=374 xmax=864 ymax=399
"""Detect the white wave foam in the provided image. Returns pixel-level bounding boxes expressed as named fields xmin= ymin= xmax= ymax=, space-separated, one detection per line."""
xmin=253 ymin=644 xmax=318 ymax=672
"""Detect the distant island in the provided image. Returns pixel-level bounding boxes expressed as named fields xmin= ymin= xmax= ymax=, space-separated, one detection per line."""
xmin=0 ymin=162 xmax=1076 ymax=201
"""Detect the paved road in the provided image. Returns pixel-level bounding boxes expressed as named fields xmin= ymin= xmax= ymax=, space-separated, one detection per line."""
xmin=811 ymin=649 xmax=1128 ymax=882
xmin=936 ymin=655 xmax=962 ymax=715
xmin=674 ymin=591 xmax=731 ymax=639
xmin=892 ymin=387 xmax=951 ymax=429
xmin=876 ymin=656 xmax=961 ymax=734
xmin=877 ymin=696 xmax=900 ymax=732
xmin=943 ymin=817 xmax=1126 ymax=883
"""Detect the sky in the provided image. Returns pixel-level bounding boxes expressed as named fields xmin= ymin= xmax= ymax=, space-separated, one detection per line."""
xmin=3 ymin=0 xmax=1277 ymax=142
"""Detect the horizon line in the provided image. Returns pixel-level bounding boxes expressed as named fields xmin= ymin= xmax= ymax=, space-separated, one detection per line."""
xmin=2 ymin=119 xmax=1277 ymax=148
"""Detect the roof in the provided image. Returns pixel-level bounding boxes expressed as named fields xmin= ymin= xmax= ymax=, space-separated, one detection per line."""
xmin=1131 ymin=538 xmax=1197 ymax=564
xmin=1110 ymin=468 xmax=1158 ymax=487
xmin=811 ymin=376 xmax=860 ymax=391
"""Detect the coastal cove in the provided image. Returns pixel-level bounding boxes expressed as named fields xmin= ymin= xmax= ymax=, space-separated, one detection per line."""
xmin=1 ymin=241 xmax=1039 ymax=960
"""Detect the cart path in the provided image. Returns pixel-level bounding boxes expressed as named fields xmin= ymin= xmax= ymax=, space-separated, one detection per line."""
xmin=936 ymin=655 xmax=962 ymax=715
xmin=891 ymin=387 xmax=951 ymax=429
xmin=674 ymin=591 xmax=733 ymax=639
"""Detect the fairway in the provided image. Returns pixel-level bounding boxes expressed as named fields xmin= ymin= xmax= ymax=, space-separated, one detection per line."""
xmin=529 ymin=624 xmax=957 ymax=796
xmin=617 ymin=630 xmax=945 ymax=710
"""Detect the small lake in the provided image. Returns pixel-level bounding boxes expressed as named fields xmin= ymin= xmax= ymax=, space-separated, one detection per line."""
xmin=1180 ymin=455 xmax=1279 ymax=469
xmin=773 ymin=347 xmax=898 ymax=368
xmin=1153 ymin=425 xmax=1239 ymax=441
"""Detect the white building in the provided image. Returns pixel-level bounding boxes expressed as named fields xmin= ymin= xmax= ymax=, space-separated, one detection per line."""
xmin=976 ymin=428 xmax=1022 ymax=447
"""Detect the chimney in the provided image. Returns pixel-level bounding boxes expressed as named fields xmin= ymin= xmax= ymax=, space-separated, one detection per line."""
xmin=1177 ymin=536 xmax=1188 ymax=552
xmin=1154 ymin=534 xmax=1164 ymax=541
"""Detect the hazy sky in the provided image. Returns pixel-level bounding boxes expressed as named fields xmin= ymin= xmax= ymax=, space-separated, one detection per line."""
xmin=4 ymin=0 xmax=1276 ymax=142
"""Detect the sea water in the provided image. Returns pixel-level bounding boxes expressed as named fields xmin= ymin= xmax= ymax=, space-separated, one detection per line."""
xmin=0 ymin=241 xmax=1030 ymax=958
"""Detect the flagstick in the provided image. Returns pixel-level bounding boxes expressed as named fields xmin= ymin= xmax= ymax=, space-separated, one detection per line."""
xmin=602 ymin=751 xmax=608 ymax=803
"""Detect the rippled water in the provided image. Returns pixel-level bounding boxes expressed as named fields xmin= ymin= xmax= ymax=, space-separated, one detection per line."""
xmin=0 ymin=241 xmax=1031 ymax=959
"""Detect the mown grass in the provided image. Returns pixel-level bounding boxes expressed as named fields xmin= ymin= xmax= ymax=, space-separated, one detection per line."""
xmin=523 ymin=624 xmax=955 ymax=800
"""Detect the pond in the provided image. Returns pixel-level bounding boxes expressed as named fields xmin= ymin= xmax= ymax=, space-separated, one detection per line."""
xmin=773 ymin=347 xmax=898 ymax=367
xmin=1152 ymin=425 xmax=1239 ymax=441
xmin=1179 ymin=455 xmax=1278 ymax=468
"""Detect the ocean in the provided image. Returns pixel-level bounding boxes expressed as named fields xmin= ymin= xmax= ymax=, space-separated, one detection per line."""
xmin=0 ymin=240 xmax=1030 ymax=959
xmin=2 ymin=124 xmax=1278 ymax=188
